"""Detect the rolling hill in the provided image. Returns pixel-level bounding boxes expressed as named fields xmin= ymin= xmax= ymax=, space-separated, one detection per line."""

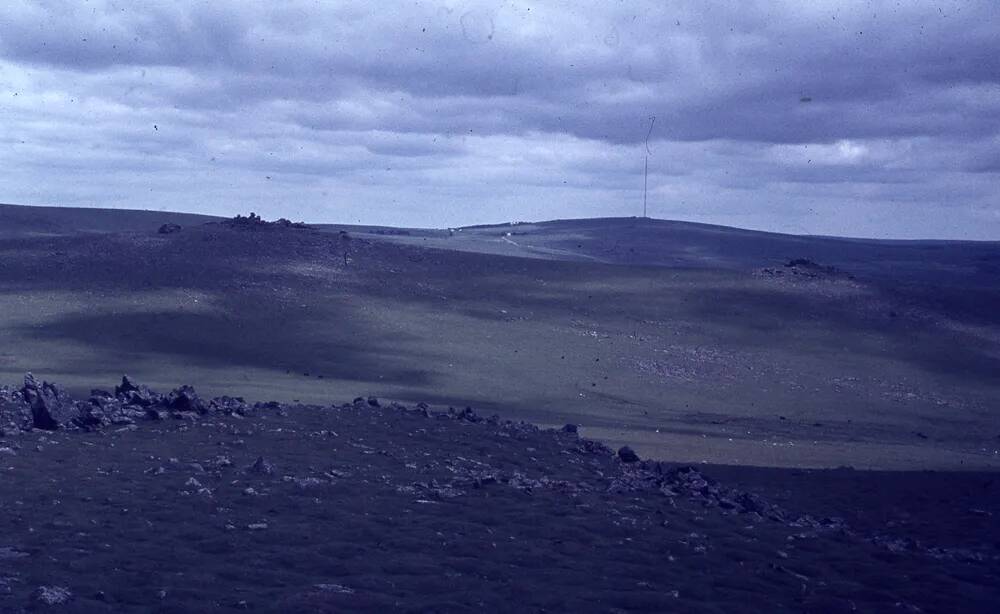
xmin=1 ymin=203 xmax=998 ymax=469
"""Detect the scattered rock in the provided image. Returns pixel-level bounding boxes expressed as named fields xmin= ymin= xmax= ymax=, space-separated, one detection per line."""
xmin=157 ymin=223 xmax=182 ymax=234
xmin=617 ymin=446 xmax=640 ymax=463
xmin=291 ymin=477 xmax=324 ymax=489
xmin=314 ymin=583 xmax=355 ymax=594
xmin=0 ymin=546 xmax=29 ymax=560
xmin=248 ymin=456 xmax=275 ymax=476
xmin=165 ymin=386 xmax=207 ymax=415
xmin=253 ymin=401 xmax=282 ymax=414
xmin=32 ymin=585 xmax=73 ymax=606
xmin=756 ymin=258 xmax=855 ymax=282
xmin=210 ymin=396 xmax=249 ymax=416
xmin=449 ymin=406 xmax=481 ymax=423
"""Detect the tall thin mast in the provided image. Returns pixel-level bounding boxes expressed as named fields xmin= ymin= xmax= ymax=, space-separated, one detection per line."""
xmin=643 ymin=116 xmax=655 ymax=219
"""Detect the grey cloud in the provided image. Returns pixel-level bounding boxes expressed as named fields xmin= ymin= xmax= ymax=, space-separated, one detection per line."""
xmin=6 ymin=1 xmax=996 ymax=144
xmin=0 ymin=1 xmax=997 ymax=238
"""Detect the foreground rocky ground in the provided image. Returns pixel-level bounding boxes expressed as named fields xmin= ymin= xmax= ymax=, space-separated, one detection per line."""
xmin=0 ymin=376 xmax=997 ymax=612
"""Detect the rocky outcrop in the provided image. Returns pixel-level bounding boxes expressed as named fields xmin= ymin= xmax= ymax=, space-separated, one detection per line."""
xmin=165 ymin=385 xmax=208 ymax=415
xmin=1 ymin=382 xmax=27 ymax=434
xmin=0 ymin=374 xmax=250 ymax=433
xmin=157 ymin=223 xmax=182 ymax=234
xmin=115 ymin=375 xmax=159 ymax=407
xmin=617 ymin=445 xmax=640 ymax=463
xmin=222 ymin=212 xmax=312 ymax=230
xmin=21 ymin=374 xmax=76 ymax=431
xmin=756 ymin=258 xmax=855 ymax=281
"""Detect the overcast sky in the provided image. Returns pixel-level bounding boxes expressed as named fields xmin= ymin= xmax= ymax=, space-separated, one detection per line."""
xmin=1 ymin=1 xmax=998 ymax=239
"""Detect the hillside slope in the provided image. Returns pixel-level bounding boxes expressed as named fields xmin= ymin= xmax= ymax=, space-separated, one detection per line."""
xmin=0 ymin=203 xmax=220 ymax=237
xmin=0 ymin=211 xmax=998 ymax=469
xmin=330 ymin=217 xmax=1000 ymax=287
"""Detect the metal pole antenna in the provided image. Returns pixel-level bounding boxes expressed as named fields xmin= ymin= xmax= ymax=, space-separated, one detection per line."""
xmin=643 ymin=116 xmax=655 ymax=219
xmin=643 ymin=156 xmax=648 ymax=218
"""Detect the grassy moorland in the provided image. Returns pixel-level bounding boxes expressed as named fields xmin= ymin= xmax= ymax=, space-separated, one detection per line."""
xmin=2 ymin=205 xmax=999 ymax=469
xmin=1 ymin=402 xmax=997 ymax=613
xmin=1 ymin=204 xmax=999 ymax=611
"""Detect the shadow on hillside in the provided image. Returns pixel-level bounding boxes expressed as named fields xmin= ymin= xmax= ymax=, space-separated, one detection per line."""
xmin=681 ymin=286 xmax=1000 ymax=384
xmin=3 ymin=224 xmax=999 ymax=391
xmin=16 ymin=308 xmax=435 ymax=387
xmin=331 ymin=247 xmax=1000 ymax=386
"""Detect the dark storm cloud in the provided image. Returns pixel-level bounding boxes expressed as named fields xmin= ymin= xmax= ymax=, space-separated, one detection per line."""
xmin=0 ymin=1 xmax=997 ymax=237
